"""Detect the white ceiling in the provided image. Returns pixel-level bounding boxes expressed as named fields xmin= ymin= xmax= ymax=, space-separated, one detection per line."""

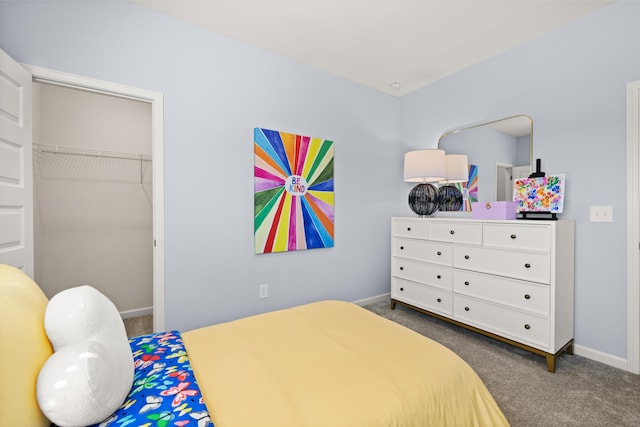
xmin=133 ymin=0 xmax=614 ymax=96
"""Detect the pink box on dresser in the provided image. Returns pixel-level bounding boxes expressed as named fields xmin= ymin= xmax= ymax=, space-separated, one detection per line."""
xmin=471 ymin=201 xmax=518 ymax=220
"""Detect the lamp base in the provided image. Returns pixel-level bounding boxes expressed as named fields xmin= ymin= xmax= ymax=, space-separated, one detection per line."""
xmin=408 ymin=183 xmax=440 ymax=216
xmin=439 ymin=184 xmax=463 ymax=211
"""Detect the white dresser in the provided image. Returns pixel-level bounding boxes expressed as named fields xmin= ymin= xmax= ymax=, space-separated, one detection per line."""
xmin=390 ymin=217 xmax=575 ymax=372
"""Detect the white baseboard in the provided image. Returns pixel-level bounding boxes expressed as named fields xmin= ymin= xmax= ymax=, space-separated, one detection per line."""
xmin=352 ymin=293 xmax=390 ymax=307
xmin=573 ymin=344 xmax=628 ymax=371
xmin=120 ymin=306 xmax=153 ymax=319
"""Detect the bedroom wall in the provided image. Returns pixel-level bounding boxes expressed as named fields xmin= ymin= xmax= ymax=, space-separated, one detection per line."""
xmin=400 ymin=0 xmax=640 ymax=362
xmin=2 ymin=0 xmax=638 ymax=366
xmin=0 ymin=1 xmax=405 ymax=331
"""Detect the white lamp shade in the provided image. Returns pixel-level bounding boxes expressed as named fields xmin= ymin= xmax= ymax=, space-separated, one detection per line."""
xmin=442 ymin=154 xmax=469 ymax=183
xmin=403 ymin=149 xmax=446 ymax=183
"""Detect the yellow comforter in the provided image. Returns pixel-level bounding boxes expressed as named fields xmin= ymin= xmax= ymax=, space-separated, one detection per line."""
xmin=182 ymin=300 xmax=508 ymax=427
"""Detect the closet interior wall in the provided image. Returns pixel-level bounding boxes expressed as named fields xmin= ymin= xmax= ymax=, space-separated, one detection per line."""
xmin=32 ymin=82 xmax=153 ymax=316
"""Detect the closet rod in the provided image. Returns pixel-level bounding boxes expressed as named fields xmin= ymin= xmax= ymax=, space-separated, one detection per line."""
xmin=33 ymin=143 xmax=152 ymax=161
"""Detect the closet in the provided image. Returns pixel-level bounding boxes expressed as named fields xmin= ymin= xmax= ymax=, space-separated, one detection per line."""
xmin=32 ymin=82 xmax=153 ymax=317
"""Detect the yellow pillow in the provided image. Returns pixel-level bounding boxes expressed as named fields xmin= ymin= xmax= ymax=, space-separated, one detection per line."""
xmin=0 ymin=265 xmax=53 ymax=427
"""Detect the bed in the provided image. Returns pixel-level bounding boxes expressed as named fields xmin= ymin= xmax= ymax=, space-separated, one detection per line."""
xmin=0 ymin=264 xmax=509 ymax=427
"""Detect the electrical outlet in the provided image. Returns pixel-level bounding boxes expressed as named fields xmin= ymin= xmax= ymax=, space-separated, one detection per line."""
xmin=590 ymin=206 xmax=613 ymax=223
xmin=259 ymin=283 xmax=269 ymax=299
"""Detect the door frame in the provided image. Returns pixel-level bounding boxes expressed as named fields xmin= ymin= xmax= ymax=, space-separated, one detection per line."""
xmin=494 ymin=161 xmax=513 ymax=201
xmin=626 ymin=79 xmax=640 ymax=374
xmin=24 ymin=64 xmax=165 ymax=333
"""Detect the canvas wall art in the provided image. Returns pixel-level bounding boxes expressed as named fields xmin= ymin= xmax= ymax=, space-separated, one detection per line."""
xmin=513 ymin=174 xmax=565 ymax=213
xmin=254 ymin=128 xmax=334 ymax=254
xmin=454 ymin=164 xmax=478 ymax=211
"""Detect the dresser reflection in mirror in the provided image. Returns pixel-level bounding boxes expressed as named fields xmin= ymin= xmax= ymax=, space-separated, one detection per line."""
xmin=438 ymin=115 xmax=532 ymax=205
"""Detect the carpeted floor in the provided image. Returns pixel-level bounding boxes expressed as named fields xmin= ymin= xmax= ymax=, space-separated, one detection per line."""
xmin=365 ymin=300 xmax=640 ymax=427
xmin=123 ymin=314 xmax=153 ymax=338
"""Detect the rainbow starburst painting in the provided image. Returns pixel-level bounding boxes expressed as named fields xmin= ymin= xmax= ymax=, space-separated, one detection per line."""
xmin=254 ymin=128 xmax=334 ymax=254
xmin=454 ymin=164 xmax=478 ymax=211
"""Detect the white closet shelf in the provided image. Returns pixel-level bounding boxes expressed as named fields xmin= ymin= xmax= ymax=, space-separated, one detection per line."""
xmin=33 ymin=143 xmax=152 ymax=161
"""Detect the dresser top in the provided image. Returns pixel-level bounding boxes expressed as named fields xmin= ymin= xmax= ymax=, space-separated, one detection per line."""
xmin=392 ymin=216 xmax=574 ymax=224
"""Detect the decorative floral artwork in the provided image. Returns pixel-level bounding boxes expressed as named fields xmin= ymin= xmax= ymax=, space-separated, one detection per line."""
xmin=254 ymin=128 xmax=334 ymax=254
xmin=513 ymin=174 xmax=565 ymax=213
xmin=454 ymin=164 xmax=478 ymax=211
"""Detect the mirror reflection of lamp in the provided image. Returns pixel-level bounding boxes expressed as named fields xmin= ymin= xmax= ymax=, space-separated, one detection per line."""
xmin=403 ymin=149 xmax=446 ymax=216
xmin=439 ymin=154 xmax=469 ymax=212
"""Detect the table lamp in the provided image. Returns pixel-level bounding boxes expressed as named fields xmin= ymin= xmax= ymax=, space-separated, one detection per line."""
xmin=439 ymin=154 xmax=468 ymax=211
xmin=403 ymin=149 xmax=446 ymax=216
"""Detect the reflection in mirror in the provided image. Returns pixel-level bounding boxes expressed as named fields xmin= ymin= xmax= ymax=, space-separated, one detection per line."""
xmin=438 ymin=115 xmax=532 ymax=208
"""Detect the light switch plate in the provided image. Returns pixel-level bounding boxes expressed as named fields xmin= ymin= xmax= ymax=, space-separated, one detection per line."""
xmin=590 ymin=206 xmax=613 ymax=222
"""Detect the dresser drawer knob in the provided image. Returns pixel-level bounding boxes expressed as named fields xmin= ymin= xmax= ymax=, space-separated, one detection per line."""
xmin=400 ymin=246 xmax=404 ymax=250
xmin=524 ymin=294 xmax=531 ymax=300
xmin=437 ymin=298 xmax=442 ymax=303
xmin=464 ymin=281 xmax=470 ymax=286
xmin=400 ymin=287 xmax=404 ymax=291
xmin=399 ymin=266 xmax=404 ymax=271
xmin=524 ymin=263 xmax=531 ymax=269
xmin=437 ymin=275 xmax=442 ymax=279
xmin=524 ymin=324 xmax=531 ymax=330
xmin=464 ymin=255 xmax=470 ymax=260
xmin=510 ymin=234 xmax=517 ymax=239
xmin=464 ymin=306 xmax=470 ymax=311
xmin=407 ymin=227 xmax=411 ymax=231
xmin=437 ymin=251 xmax=442 ymax=256
xmin=450 ymin=230 xmax=455 ymax=235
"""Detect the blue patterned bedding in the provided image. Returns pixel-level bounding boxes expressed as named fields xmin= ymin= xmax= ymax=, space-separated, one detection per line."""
xmin=88 ymin=331 xmax=212 ymax=427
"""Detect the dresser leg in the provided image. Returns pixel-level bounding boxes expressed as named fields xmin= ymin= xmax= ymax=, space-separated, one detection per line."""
xmin=545 ymin=354 xmax=556 ymax=373
xmin=566 ymin=342 xmax=574 ymax=355
xmin=390 ymin=299 xmax=396 ymax=310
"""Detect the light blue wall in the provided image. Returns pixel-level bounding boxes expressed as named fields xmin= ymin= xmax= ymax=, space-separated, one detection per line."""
xmin=516 ymin=135 xmax=529 ymax=167
xmin=0 ymin=0 xmax=405 ymax=331
xmin=2 ymin=0 xmax=638 ymax=361
xmin=401 ymin=0 xmax=640 ymax=359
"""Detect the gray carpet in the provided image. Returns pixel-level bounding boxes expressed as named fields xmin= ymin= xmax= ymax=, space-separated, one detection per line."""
xmin=123 ymin=314 xmax=153 ymax=338
xmin=365 ymin=301 xmax=640 ymax=426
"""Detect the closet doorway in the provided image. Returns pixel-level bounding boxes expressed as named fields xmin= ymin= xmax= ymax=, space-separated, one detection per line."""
xmin=26 ymin=65 xmax=165 ymax=332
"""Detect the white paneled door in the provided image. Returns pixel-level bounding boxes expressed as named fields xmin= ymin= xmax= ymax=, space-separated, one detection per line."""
xmin=0 ymin=49 xmax=33 ymax=276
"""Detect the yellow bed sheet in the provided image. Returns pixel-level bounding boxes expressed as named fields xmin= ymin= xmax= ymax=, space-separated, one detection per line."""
xmin=182 ymin=300 xmax=509 ymax=427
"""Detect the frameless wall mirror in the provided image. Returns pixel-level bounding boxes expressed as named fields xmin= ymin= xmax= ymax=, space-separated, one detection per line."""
xmin=438 ymin=115 xmax=532 ymax=206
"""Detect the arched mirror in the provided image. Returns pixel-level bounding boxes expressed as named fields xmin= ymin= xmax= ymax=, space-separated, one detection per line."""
xmin=438 ymin=115 xmax=532 ymax=209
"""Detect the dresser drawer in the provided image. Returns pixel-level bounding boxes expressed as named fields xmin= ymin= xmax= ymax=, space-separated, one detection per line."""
xmin=392 ymin=238 xmax=452 ymax=266
xmin=453 ymin=246 xmax=550 ymax=284
xmin=454 ymin=295 xmax=549 ymax=349
xmin=392 ymin=219 xmax=429 ymax=239
xmin=392 ymin=278 xmax=452 ymax=316
xmin=483 ymin=223 xmax=551 ymax=252
xmin=392 ymin=257 xmax=452 ymax=290
xmin=429 ymin=221 xmax=482 ymax=245
xmin=453 ymin=270 xmax=550 ymax=315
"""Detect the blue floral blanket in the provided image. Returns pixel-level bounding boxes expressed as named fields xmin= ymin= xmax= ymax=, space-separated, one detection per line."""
xmin=88 ymin=330 xmax=212 ymax=427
